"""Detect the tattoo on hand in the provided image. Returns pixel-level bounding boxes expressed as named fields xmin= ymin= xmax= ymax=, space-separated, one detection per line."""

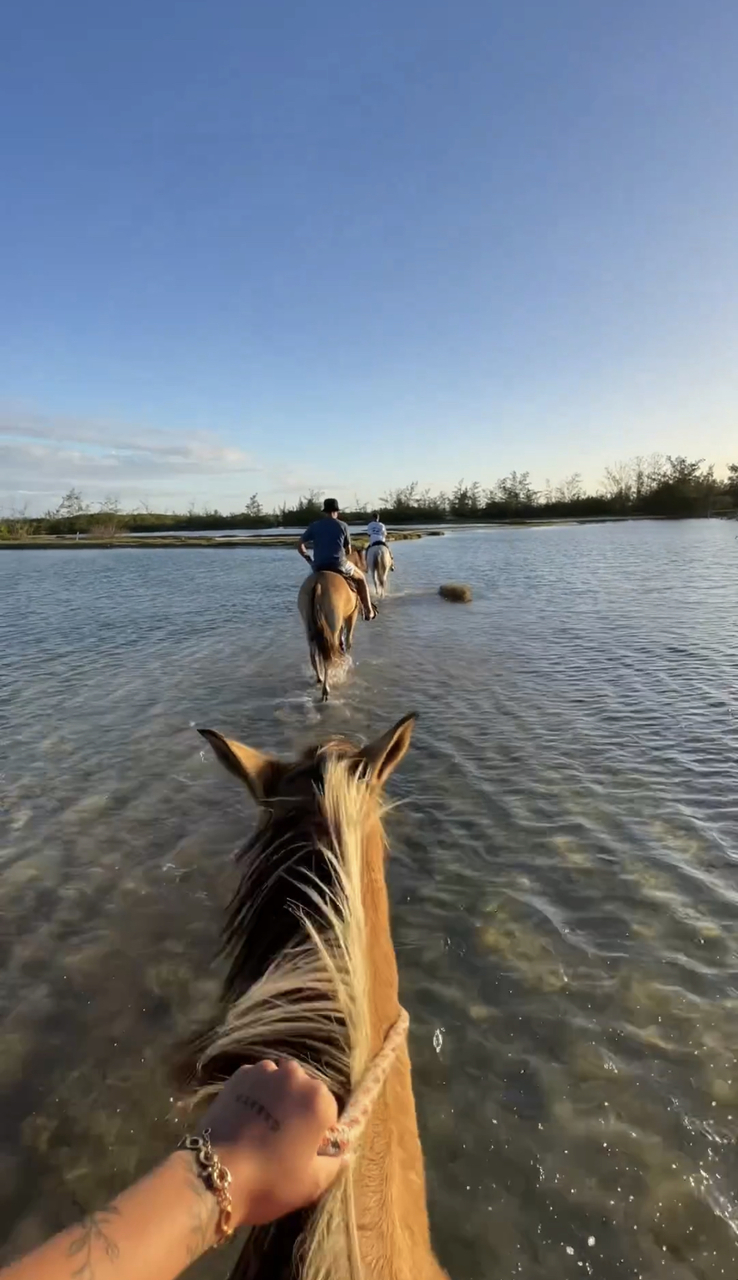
xmin=67 ymin=1205 xmax=120 ymax=1280
xmin=235 ymin=1091 xmax=281 ymax=1132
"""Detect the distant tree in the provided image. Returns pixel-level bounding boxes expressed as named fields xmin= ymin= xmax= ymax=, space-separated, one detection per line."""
xmin=602 ymin=461 xmax=634 ymax=508
xmin=244 ymin=493 xmax=263 ymax=518
xmin=89 ymin=493 xmax=126 ymax=536
xmin=0 ymin=506 xmax=32 ymax=539
xmin=379 ymin=482 xmax=448 ymax=522
xmin=381 ymin=482 xmax=418 ymax=514
xmin=639 ymin=455 xmax=717 ymax=516
xmin=277 ymin=490 xmax=324 ymax=526
xmin=55 ymin=487 xmax=87 ymax=518
xmin=489 ymin=471 xmax=538 ymax=514
xmin=98 ymin=494 xmax=122 ymax=514
xmin=450 ymin=480 xmax=483 ymax=518
xmin=554 ymin=473 xmax=583 ymax=504
xmin=641 ymin=454 xmax=667 ymax=498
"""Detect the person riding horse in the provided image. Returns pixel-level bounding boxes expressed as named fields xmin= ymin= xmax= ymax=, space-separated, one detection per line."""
xmin=366 ymin=511 xmax=394 ymax=570
xmin=298 ymin=499 xmax=377 ymax=621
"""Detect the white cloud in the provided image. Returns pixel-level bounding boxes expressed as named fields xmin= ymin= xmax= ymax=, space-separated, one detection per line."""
xmin=0 ymin=408 xmax=264 ymax=513
xmin=0 ymin=406 xmax=384 ymax=515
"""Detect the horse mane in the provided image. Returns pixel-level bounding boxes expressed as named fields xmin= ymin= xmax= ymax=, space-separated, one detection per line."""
xmin=179 ymin=745 xmax=382 ymax=1280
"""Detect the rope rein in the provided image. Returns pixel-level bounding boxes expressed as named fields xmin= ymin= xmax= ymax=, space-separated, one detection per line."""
xmin=318 ymin=1007 xmax=410 ymax=1157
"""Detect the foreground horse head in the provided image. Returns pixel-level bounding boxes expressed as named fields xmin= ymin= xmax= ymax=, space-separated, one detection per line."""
xmin=179 ymin=716 xmax=445 ymax=1280
xmin=298 ymin=572 xmax=360 ymax=701
xmin=366 ymin=545 xmax=392 ymax=598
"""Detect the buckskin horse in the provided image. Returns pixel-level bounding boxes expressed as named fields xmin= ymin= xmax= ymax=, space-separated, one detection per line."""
xmin=297 ymin=570 xmax=360 ymax=702
xmin=180 ymin=715 xmax=445 ymax=1280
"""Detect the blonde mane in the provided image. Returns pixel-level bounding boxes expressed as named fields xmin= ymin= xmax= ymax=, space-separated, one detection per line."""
xmin=181 ymin=754 xmax=383 ymax=1280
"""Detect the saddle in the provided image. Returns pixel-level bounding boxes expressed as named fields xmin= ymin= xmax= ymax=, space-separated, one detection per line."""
xmin=320 ymin=566 xmax=360 ymax=596
xmin=368 ymin=541 xmax=394 ymax=569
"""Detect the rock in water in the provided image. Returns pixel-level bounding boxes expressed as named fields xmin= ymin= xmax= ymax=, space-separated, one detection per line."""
xmin=439 ymin=583 xmax=472 ymax=603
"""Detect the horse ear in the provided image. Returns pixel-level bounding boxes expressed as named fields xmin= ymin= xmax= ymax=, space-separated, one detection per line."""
xmin=360 ymin=713 xmax=417 ymax=788
xmin=199 ymin=729 xmax=283 ymax=802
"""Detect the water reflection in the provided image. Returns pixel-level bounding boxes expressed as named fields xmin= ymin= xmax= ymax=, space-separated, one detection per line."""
xmin=1 ymin=522 xmax=737 ymax=1277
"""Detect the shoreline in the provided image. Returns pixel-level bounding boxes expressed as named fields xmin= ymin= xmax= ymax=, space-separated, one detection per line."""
xmin=0 ymin=530 xmax=436 ymax=551
xmin=1 ymin=512 xmax=735 ymax=550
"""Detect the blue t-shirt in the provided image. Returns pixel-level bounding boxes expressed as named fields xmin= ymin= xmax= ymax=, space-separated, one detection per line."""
xmin=302 ymin=517 xmax=351 ymax=570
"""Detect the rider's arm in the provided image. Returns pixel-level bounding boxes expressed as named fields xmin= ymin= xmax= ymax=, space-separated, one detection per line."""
xmin=0 ymin=1060 xmax=341 ymax=1280
xmin=298 ymin=524 xmax=314 ymax=565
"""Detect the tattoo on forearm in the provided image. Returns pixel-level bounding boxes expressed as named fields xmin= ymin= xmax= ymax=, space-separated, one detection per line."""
xmin=235 ymin=1091 xmax=281 ymax=1131
xmin=67 ymin=1205 xmax=120 ymax=1279
xmin=184 ymin=1160 xmax=219 ymax=1262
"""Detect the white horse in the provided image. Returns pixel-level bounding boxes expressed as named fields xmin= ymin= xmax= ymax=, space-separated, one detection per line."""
xmin=366 ymin=542 xmax=393 ymax=597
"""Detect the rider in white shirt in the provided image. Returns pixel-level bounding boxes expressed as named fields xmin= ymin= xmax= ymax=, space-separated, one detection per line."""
xmin=366 ymin=512 xmax=394 ymax=569
xmin=366 ymin=513 xmax=387 ymax=545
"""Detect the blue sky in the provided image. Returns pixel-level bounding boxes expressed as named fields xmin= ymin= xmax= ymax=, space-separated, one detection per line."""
xmin=2 ymin=0 xmax=737 ymax=513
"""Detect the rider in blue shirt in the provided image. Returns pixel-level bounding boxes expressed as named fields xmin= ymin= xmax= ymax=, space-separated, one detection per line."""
xmin=298 ymin=499 xmax=377 ymax=620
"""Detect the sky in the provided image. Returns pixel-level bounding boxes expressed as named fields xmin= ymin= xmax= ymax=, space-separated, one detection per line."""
xmin=2 ymin=0 xmax=737 ymax=514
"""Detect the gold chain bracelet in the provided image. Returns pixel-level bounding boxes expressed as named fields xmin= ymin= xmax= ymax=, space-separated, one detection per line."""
xmin=180 ymin=1128 xmax=234 ymax=1244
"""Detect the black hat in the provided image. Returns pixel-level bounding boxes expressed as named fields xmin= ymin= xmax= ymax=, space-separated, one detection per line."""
xmin=323 ymin=498 xmax=340 ymax=512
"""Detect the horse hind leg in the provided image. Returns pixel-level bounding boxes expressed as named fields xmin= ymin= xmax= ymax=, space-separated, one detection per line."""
xmin=309 ymin=645 xmax=323 ymax=686
xmin=381 ymin=552 xmax=391 ymax=596
xmin=344 ymin=606 xmax=359 ymax=652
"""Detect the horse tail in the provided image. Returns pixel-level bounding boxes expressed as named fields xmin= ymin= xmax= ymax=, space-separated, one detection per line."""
xmin=309 ymin=578 xmax=340 ymax=665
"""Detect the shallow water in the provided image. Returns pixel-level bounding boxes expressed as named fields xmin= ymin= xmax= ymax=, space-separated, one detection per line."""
xmin=1 ymin=521 xmax=738 ymax=1278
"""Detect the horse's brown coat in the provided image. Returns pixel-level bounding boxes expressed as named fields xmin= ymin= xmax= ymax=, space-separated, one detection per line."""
xmin=179 ymin=717 xmax=446 ymax=1280
xmin=297 ymin=571 xmax=360 ymax=701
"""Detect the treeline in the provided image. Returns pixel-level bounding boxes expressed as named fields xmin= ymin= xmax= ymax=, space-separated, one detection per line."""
xmin=2 ymin=456 xmax=737 ymax=538
xmin=379 ymin=456 xmax=738 ymax=522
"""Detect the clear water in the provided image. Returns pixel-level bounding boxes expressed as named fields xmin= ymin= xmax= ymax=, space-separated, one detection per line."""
xmin=1 ymin=522 xmax=737 ymax=1278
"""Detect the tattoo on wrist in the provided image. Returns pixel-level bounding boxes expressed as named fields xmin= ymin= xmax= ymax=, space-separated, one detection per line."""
xmin=67 ymin=1204 xmax=120 ymax=1280
xmin=183 ymin=1156 xmax=219 ymax=1261
xmin=234 ymin=1092 xmax=281 ymax=1132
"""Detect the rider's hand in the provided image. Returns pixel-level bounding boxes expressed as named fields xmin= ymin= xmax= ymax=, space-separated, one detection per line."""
xmin=199 ymin=1059 xmax=343 ymax=1226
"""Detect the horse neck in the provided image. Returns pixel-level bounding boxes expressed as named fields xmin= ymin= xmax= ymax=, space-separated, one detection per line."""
xmin=360 ymin=815 xmax=400 ymax=1045
xmin=353 ymin=815 xmax=437 ymax=1280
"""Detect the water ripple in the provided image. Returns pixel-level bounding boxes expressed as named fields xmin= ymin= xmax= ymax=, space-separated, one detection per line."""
xmin=1 ymin=522 xmax=738 ymax=1277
